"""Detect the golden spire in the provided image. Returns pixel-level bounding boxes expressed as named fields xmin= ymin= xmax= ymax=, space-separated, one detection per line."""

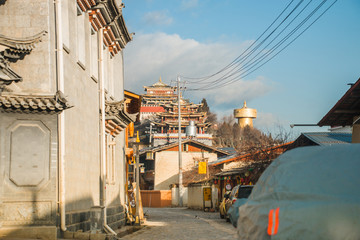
xmin=136 ymin=131 xmax=140 ymax=143
xmin=243 ymin=101 xmax=247 ymax=108
xmin=159 ymin=76 xmax=162 ymax=82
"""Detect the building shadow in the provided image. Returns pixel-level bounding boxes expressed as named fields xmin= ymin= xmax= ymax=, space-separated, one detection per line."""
xmin=0 ymin=193 xmax=126 ymax=239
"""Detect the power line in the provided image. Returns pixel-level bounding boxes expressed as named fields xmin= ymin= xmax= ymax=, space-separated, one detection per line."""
xmin=186 ymin=0 xmax=337 ymax=91
xmin=186 ymin=0 xmax=312 ymax=88
xmin=198 ymin=0 xmax=324 ymax=90
xmin=188 ymin=0 xmax=325 ymax=90
xmin=180 ymin=0 xmax=297 ymax=82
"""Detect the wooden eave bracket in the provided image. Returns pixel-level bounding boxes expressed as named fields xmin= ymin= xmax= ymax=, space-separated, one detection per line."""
xmin=78 ymin=1 xmax=132 ymax=56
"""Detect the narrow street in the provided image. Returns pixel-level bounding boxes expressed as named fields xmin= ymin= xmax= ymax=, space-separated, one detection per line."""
xmin=120 ymin=208 xmax=237 ymax=240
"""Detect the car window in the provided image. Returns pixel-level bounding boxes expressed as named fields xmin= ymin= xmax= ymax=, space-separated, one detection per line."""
xmin=237 ymin=187 xmax=253 ymax=199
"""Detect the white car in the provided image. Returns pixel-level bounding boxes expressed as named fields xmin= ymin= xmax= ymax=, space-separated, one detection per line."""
xmin=237 ymin=144 xmax=360 ymax=240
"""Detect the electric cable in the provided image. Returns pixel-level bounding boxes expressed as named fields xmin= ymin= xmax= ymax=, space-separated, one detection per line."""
xmin=180 ymin=0 xmax=297 ymax=82
xmin=186 ymin=0 xmax=336 ymax=91
xmin=187 ymin=0 xmax=312 ymax=87
xmin=183 ymin=0 xmax=308 ymax=86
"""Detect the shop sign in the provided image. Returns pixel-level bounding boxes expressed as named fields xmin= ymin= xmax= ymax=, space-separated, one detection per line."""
xmin=203 ymin=187 xmax=211 ymax=201
xmin=198 ymin=161 xmax=207 ymax=174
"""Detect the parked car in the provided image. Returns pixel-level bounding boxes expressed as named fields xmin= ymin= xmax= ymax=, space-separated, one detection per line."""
xmin=219 ymin=185 xmax=253 ymax=221
xmin=236 ymin=144 xmax=360 ymax=240
xmin=228 ymin=197 xmax=248 ymax=228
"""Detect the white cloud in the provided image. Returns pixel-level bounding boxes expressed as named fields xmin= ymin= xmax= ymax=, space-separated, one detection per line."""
xmin=181 ymin=0 xmax=198 ymax=9
xmin=255 ymin=112 xmax=283 ymax=130
xmin=124 ymin=32 xmax=273 ymax=114
xmin=142 ymin=11 xmax=173 ymax=26
xmin=204 ymin=77 xmax=272 ymax=105
xmin=254 ymin=112 xmax=298 ymax=141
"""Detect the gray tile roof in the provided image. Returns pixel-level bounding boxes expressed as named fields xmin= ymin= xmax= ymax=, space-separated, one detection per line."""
xmin=0 ymin=91 xmax=72 ymax=113
xmin=105 ymin=100 xmax=137 ymax=128
xmin=301 ymin=132 xmax=352 ymax=145
xmin=139 ymin=139 xmax=230 ymax=156
xmin=209 ymin=154 xmax=238 ymax=166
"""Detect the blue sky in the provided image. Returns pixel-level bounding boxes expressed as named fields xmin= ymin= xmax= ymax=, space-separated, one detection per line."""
xmin=122 ymin=0 xmax=360 ymax=138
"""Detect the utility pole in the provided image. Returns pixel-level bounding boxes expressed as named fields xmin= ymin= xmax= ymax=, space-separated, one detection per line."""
xmin=149 ymin=123 xmax=153 ymax=146
xmin=135 ymin=131 xmax=140 ymax=225
xmin=177 ymin=76 xmax=183 ymax=207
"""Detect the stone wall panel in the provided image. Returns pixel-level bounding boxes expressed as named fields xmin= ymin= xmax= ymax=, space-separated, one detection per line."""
xmin=8 ymin=120 xmax=50 ymax=188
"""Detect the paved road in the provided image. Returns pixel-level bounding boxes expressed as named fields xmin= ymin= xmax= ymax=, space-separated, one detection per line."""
xmin=120 ymin=207 xmax=237 ymax=240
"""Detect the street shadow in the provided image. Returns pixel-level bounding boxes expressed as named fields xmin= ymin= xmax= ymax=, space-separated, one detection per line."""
xmin=0 ymin=193 xmax=126 ymax=239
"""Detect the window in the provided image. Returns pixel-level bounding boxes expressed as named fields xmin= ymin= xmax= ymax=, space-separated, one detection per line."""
xmin=62 ymin=0 xmax=70 ymax=49
xmin=90 ymin=28 xmax=98 ymax=80
xmin=105 ymin=134 xmax=116 ymax=184
xmin=77 ymin=6 xmax=86 ymax=67
xmin=102 ymin=49 xmax=115 ymax=97
xmin=107 ymin=54 xmax=114 ymax=96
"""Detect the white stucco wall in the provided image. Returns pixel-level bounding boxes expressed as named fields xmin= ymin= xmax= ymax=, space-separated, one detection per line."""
xmin=154 ymin=151 xmax=218 ymax=190
xmin=187 ymin=184 xmax=218 ymax=209
xmin=0 ymin=1 xmax=131 ymax=236
xmin=187 ymin=185 xmax=203 ymax=209
xmin=0 ymin=0 xmax=128 ymax=215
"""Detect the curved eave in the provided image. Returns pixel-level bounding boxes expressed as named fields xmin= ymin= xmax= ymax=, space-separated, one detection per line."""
xmin=157 ymin=121 xmax=209 ymax=127
xmin=158 ymin=113 xmax=205 ymax=117
xmin=143 ymin=86 xmax=173 ymax=90
xmin=0 ymin=31 xmax=47 ymax=51
xmin=89 ymin=1 xmax=132 ymax=52
xmin=103 ymin=0 xmax=132 ymax=47
xmin=105 ymin=109 xmax=136 ymax=136
xmin=0 ymin=92 xmax=73 ymax=114
xmin=117 ymin=14 xmax=132 ymax=45
xmin=143 ymin=93 xmax=175 ymax=96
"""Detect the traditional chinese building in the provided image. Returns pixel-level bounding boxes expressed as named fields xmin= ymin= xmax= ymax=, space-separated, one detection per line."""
xmin=318 ymin=77 xmax=360 ymax=143
xmin=142 ymin=77 xmax=177 ymax=105
xmin=140 ymin=77 xmax=176 ymax=121
xmin=155 ymin=99 xmax=208 ymax=134
xmin=0 ymin=0 xmax=135 ymax=239
xmin=138 ymin=78 xmax=213 ymax=146
xmin=150 ymin=99 xmax=212 ymax=146
xmin=139 ymin=139 xmax=229 ymax=190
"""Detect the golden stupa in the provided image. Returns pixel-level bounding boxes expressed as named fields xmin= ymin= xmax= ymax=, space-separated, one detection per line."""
xmin=234 ymin=101 xmax=257 ymax=128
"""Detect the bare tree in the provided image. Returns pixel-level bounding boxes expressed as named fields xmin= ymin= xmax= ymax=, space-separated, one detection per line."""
xmin=214 ymin=116 xmax=292 ymax=154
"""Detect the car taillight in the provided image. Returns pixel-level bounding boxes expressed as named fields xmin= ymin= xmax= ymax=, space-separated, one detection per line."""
xmin=232 ymin=199 xmax=237 ymax=204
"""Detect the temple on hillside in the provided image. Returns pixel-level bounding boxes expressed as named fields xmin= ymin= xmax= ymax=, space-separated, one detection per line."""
xmin=154 ymin=99 xmax=209 ymax=134
xmin=140 ymin=77 xmax=177 ymax=121
xmin=139 ymin=77 xmax=213 ymax=146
